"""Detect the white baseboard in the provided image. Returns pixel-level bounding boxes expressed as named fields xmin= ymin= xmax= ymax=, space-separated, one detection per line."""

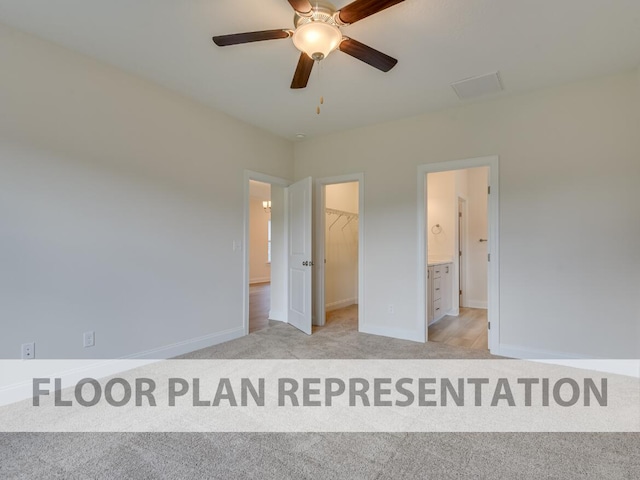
xmin=124 ymin=326 xmax=245 ymax=360
xmin=325 ymin=297 xmax=358 ymax=312
xmin=249 ymin=277 xmax=271 ymax=285
xmin=495 ymin=344 xmax=640 ymax=377
xmin=495 ymin=343 xmax=590 ymax=360
xmin=268 ymin=309 xmax=287 ymax=323
xmin=428 ymin=316 xmax=444 ymax=327
xmin=463 ymin=300 xmax=487 ymax=309
xmin=0 ymin=327 xmax=245 ymax=406
xmin=360 ymin=325 xmax=423 ymax=343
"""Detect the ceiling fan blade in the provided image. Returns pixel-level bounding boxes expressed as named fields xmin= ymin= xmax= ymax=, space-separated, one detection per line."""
xmin=288 ymin=0 xmax=313 ymax=14
xmin=339 ymin=38 xmax=398 ymax=72
xmin=291 ymin=53 xmax=314 ymax=89
xmin=213 ymin=29 xmax=290 ymax=47
xmin=338 ymin=0 xmax=405 ymax=25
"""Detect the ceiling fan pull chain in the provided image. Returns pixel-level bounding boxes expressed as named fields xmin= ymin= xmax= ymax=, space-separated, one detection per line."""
xmin=315 ymin=57 xmax=324 ymax=114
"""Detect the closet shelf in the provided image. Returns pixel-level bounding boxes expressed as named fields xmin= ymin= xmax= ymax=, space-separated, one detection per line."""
xmin=326 ymin=208 xmax=359 ymax=230
xmin=326 ymin=207 xmax=358 ymax=218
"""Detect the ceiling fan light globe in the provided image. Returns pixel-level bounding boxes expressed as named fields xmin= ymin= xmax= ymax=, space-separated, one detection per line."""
xmin=292 ymin=22 xmax=342 ymax=61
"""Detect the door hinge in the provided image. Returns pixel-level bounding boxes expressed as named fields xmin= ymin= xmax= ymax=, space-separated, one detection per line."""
xmin=459 ymin=250 xmax=462 ymax=257
xmin=459 ymin=289 xmax=462 ymax=295
xmin=459 ymin=212 xmax=462 ymax=218
xmin=488 ymin=253 xmax=491 ymax=262
xmin=488 ymin=322 xmax=491 ymax=330
xmin=488 ymin=186 xmax=491 ymax=195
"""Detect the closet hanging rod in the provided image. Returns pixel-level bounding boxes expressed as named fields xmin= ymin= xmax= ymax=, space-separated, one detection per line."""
xmin=326 ymin=207 xmax=359 ymax=230
xmin=325 ymin=207 xmax=358 ymax=218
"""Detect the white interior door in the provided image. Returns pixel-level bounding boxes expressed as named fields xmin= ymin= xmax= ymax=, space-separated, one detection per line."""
xmin=287 ymin=177 xmax=313 ymax=335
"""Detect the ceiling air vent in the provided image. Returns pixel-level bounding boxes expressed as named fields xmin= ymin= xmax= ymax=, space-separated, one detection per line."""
xmin=451 ymin=72 xmax=504 ymax=100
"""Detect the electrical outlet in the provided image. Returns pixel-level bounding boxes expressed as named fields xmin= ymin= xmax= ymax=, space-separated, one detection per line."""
xmin=21 ymin=342 xmax=35 ymax=360
xmin=387 ymin=304 xmax=395 ymax=314
xmin=83 ymin=331 xmax=95 ymax=348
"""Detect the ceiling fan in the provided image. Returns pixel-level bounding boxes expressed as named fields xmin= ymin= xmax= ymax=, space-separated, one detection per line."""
xmin=212 ymin=0 xmax=405 ymax=89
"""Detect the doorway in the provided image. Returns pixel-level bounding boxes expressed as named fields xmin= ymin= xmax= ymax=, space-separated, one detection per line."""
xmin=243 ymin=171 xmax=289 ymax=336
xmin=426 ymin=168 xmax=488 ymax=349
xmin=418 ymin=156 xmax=499 ymax=353
xmin=248 ymin=180 xmax=272 ymax=333
xmin=315 ymin=174 xmax=364 ymax=332
xmin=244 ymin=172 xmax=365 ymax=337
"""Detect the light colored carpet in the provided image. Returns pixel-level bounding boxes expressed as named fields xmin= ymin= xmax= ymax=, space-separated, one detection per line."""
xmin=1 ymin=310 xmax=638 ymax=479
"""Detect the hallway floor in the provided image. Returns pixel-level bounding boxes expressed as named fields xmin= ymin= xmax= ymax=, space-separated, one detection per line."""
xmin=428 ymin=307 xmax=488 ymax=351
xmin=249 ymin=282 xmax=270 ymax=333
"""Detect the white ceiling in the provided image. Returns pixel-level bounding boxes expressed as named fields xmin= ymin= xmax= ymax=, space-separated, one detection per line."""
xmin=1 ymin=0 xmax=639 ymax=140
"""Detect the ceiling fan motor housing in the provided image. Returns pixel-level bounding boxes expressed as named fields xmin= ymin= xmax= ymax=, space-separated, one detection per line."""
xmin=293 ymin=1 xmax=338 ymax=25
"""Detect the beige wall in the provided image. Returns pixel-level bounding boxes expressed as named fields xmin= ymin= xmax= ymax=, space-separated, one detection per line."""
xmin=249 ymin=197 xmax=271 ymax=284
xmin=427 ymin=171 xmax=456 ymax=261
xmin=325 ymin=182 xmax=359 ymax=310
xmin=295 ymin=71 xmax=640 ymax=358
xmin=1 ymin=20 xmax=638 ymax=360
xmin=0 ymin=23 xmax=293 ymax=358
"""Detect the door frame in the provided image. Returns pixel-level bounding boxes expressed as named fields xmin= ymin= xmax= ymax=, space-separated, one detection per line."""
xmin=456 ymin=196 xmax=467 ymax=313
xmin=417 ymin=156 xmax=500 ymax=352
xmin=314 ymin=173 xmax=365 ymax=330
xmin=243 ymin=170 xmax=291 ymax=336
